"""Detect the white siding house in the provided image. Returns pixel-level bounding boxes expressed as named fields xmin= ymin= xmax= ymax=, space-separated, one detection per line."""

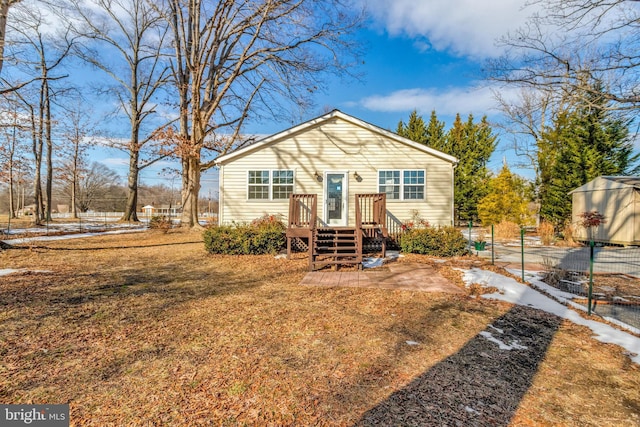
xmin=214 ymin=110 xmax=457 ymax=230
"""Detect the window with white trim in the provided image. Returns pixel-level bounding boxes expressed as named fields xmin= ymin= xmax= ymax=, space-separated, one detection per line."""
xmin=248 ymin=170 xmax=294 ymax=200
xmin=378 ymin=170 xmax=425 ymax=200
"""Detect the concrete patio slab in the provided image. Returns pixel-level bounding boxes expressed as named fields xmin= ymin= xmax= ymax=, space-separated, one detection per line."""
xmin=299 ymin=263 xmax=464 ymax=293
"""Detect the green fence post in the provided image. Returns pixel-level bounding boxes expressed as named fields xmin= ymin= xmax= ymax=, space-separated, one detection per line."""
xmin=588 ymin=240 xmax=594 ymax=315
xmin=521 ymin=227 xmax=525 ymax=282
xmin=491 ymin=224 xmax=494 ymax=265
xmin=468 ymin=220 xmax=472 ymax=252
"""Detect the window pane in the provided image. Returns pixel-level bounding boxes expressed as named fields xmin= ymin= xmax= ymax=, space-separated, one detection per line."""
xmin=272 ymin=185 xmax=293 ymax=199
xmin=379 ymin=170 xmax=400 ymax=199
xmin=272 ymin=170 xmax=294 ymax=184
xmin=378 ymin=170 xmax=399 ymax=185
xmin=248 ymin=170 xmax=269 ymax=184
xmin=404 ymin=185 xmax=424 ymax=199
xmin=248 ymin=185 xmax=269 ymax=199
xmin=403 ymin=170 xmax=424 ymax=185
xmin=380 ymin=185 xmax=400 ymax=200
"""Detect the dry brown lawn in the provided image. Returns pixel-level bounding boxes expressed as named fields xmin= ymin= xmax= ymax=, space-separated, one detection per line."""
xmin=0 ymin=230 xmax=638 ymax=426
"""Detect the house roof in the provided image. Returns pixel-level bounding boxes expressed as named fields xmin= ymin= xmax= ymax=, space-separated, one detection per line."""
xmin=570 ymin=176 xmax=640 ymax=194
xmin=214 ymin=110 xmax=458 ymax=165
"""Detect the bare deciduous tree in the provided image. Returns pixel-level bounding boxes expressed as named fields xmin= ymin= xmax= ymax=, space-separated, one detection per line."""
xmin=0 ymin=95 xmax=30 ymax=218
xmin=56 ymin=100 xmax=94 ymax=218
xmin=10 ymin=3 xmax=75 ymax=220
xmin=65 ymin=0 xmax=172 ymax=222
xmin=0 ymin=0 xmax=21 ymax=77
xmin=164 ymin=0 xmax=363 ymax=227
xmin=488 ymin=0 xmax=640 ymax=110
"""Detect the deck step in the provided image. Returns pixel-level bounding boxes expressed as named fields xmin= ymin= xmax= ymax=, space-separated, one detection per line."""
xmin=311 ymin=227 xmax=361 ymax=271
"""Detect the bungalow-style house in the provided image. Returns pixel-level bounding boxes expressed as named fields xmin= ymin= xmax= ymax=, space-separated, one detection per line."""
xmin=214 ymin=110 xmax=457 ymax=269
xmin=570 ymin=176 xmax=640 ymax=245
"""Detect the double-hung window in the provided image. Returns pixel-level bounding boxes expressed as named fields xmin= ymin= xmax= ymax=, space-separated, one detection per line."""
xmin=248 ymin=170 xmax=294 ymax=200
xmin=378 ymin=170 xmax=425 ymax=200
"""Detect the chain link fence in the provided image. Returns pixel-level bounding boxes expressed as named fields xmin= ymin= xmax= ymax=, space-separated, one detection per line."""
xmin=471 ymin=225 xmax=640 ymax=332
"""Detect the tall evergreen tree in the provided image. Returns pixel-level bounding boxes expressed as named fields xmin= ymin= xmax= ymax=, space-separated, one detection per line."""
xmin=445 ymin=114 xmax=497 ymax=224
xmin=539 ymin=85 xmax=640 ymax=227
xmin=397 ymin=109 xmax=447 ymax=149
xmin=396 ymin=110 xmax=427 ymax=145
xmin=425 ymin=110 xmax=446 ymax=152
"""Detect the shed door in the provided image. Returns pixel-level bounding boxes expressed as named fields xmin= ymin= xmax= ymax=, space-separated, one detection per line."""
xmin=324 ymin=172 xmax=348 ymax=226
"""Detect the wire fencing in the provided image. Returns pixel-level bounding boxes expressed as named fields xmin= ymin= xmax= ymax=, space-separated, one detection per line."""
xmin=472 ymin=225 xmax=640 ymax=332
xmin=0 ymin=213 xmax=143 ymax=242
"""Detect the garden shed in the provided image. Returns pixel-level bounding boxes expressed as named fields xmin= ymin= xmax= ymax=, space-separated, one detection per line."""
xmin=570 ymin=176 xmax=640 ymax=245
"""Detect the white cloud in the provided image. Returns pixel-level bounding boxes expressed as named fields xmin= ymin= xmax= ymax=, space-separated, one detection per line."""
xmin=99 ymin=157 xmax=129 ymax=167
xmin=359 ymin=84 xmax=518 ymax=117
xmin=364 ymin=0 xmax=536 ymax=59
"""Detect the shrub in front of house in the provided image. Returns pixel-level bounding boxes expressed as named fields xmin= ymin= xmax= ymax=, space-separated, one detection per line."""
xmin=203 ymin=214 xmax=286 ymax=255
xmin=400 ymin=226 xmax=468 ymax=257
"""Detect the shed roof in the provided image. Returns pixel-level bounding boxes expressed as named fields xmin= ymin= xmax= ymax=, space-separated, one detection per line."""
xmin=214 ymin=110 xmax=458 ymax=165
xmin=570 ymin=176 xmax=640 ymax=194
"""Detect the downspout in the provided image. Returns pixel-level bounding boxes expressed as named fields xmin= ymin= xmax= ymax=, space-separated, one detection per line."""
xmin=218 ymin=163 xmax=224 ymax=225
xmin=451 ymin=160 xmax=458 ymax=226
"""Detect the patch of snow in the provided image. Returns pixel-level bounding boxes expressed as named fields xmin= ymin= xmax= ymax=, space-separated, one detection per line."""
xmin=405 ymin=340 xmax=419 ymax=346
xmin=274 ymin=254 xmax=287 ymax=260
xmin=0 ymin=269 xmax=51 ymax=276
xmin=2 ymin=228 xmax=146 ymax=245
xmin=0 ymin=269 xmax=25 ymax=276
xmin=460 ymin=268 xmax=640 ymax=365
xmin=363 ymin=257 xmax=384 ymax=269
xmin=479 ymin=331 xmax=528 ymax=351
xmin=363 ymin=251 xmax=402 ymax=269
xmin=603 ymin=317 xmax=640 ymax=336
xmin=488 ymin=324 xmax=504 ymax=334
xmin=464 ymin=406 xmax=480 ymax=415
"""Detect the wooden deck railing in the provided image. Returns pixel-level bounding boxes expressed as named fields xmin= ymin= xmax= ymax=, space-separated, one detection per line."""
xmin=288 ymin=193 xmax=317 ymax=229
xmin=286 ymin=194 xmax=318 ymax=268
xmin=355 ymin=193 xmax=389 ymax=257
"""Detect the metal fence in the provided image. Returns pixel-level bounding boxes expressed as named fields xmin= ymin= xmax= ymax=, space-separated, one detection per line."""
xmin=472 ymin=226 xmax=640 ymax=332
xmin=0 ymin=215 xmax=142 ymax=241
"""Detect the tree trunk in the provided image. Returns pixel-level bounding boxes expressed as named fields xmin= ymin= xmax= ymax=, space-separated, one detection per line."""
xmin=8 ymin=158 xmax=14 ymax=218
xmin=71 ymin=175 xmax=78 ymax=219
xmin=0 ymin=0 xmax=12 ymax=77
xmin=180 ymin=155 xmax=201 ymax=228
xmin=121 ymin=149 xmax=140 ymax=222
xmin=45 ymin=79 xmax=53 ymax=221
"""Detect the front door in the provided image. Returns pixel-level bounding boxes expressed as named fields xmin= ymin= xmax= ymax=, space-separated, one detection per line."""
xmin=325 ymin=172 xmax=348 ymax=226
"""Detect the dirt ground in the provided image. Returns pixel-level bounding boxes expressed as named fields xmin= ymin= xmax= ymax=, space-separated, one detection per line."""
xmin=1 ymin=230 xmax=639 ymax=426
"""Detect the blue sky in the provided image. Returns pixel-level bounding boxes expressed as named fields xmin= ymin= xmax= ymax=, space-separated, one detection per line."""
xmin=89 ymin=0 xmax=537 ymax=197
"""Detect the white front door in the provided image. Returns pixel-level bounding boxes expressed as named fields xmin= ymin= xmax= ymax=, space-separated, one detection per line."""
xmin=324 ymin=172 xmax=348 ymax=226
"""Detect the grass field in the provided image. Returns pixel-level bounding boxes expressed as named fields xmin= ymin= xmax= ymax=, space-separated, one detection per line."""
xmin=1 ymin=230 xmax=639 ymax=425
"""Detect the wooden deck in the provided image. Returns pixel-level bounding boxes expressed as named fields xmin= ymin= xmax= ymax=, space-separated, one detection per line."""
xmin=299 ymin=263 xmax=464 ymax=293
xmin=287 ymin=193 xmax=391 ymax=271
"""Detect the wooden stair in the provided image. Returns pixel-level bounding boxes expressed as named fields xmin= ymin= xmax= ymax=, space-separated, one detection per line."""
xmin=312 ymin=227 xmax=362 ymax=271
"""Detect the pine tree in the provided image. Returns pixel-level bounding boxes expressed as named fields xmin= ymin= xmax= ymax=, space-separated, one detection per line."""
xmin=425 ymin=110 xmax=446 ymax=151
xmin=539 ymin=85 xmax=639 ymax=228
xmin=397 ymin=110 xmax=498 ymax=224
xmin=396 ymin=110 xmax=427 ymax=144
xmin=445 ymin=114 xmax=497 ymax=224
